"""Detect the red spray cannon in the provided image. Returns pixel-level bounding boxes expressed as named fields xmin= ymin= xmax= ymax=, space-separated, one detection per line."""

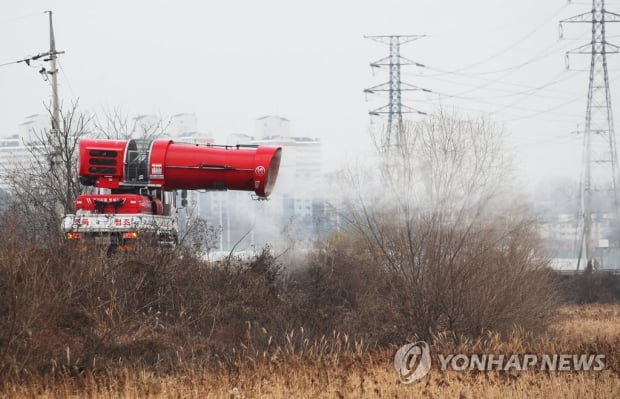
xmin=78 ymin=138 xmax=281 ymax=197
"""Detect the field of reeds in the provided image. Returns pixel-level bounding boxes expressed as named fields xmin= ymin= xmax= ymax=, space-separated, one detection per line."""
xmin=3 ymin=109 xmax=619 ymax=397
xmin=1 ymin=303 xmax=618 ymax=398
xmin=1 ymin=190 xmax=620 ymax=398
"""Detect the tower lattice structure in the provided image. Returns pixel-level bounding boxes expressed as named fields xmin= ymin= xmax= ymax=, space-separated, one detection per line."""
xmin=364 ymin=35 xmax=428 ymax=151
xmin=561 ymin=0 xmax=620 ymax=269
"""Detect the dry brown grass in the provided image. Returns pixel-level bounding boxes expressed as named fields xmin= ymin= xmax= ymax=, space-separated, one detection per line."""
xmin=550 ymin=304 xmax=620 ymax=344
xmin=3 ymin=361 xmax=617 ymax=399
xmin=1 ymin=304 xmax=618 ymax=398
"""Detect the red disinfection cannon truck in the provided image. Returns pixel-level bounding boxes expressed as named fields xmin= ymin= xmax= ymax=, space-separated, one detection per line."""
xmin=62 ymin=138 xmax=281 ymax=250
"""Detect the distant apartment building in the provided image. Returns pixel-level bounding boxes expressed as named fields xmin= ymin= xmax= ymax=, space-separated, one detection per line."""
xmin=254 ymin=115 xmax=290 ymax=139
xmin=539 ymin=214 xmax=581 ymax=245
xmin=18 ymin=114 xmax=49 ymax=143
xmin=251 ymin=135 xmax=321 ymax=225
xmin=0 ymin=135 xmax=29 ymax=169
xmin=539 ymin=212 xmax=620 ymax=263
xmin=0 ymin=114 xmax=48 ymax=189
xmin=170 ymin=113 xmax=198 ymax=137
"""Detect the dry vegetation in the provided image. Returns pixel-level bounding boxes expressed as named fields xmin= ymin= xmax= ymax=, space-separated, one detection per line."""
xmin=0 ymin=305 xmax=618 ymax=398
xmin=550 ymin=305 xmax=620 ymax=343
xmin=0 ymin=217 xmax=617 ymax=398
xmin=1 ymin=112 xmax=618 ymax=397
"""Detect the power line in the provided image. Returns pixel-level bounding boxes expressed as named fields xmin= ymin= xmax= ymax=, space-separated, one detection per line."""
xmin=428 ymin=34 xmax=576 ymax=78
xmin=0 ymin=52 xmax=50 ymax=68
xmin=411 ymin=68 xmax=620 ymax=125
xmin=409 ymin=69 xmax=582 ymax=103
xmin=404 ymin=68 xmax=620 ymax=124
xmin=433 ymin=3 xmax=570 ymax=74
xmin=57 ymin=59 xmax=76 ymax=99
xmin=499 ymin=95 xmax=585 ymax=122
xmin=487 ymin=71 xmax=582 ymax=116
xmin=463 ymin=30 xmax=590 ymax=76
xmin=407 ymin=27 xmax=590 ymax=105
xmin=403 ymin=67 xmax=583 ymax=100
xmin=402 ymin=69 xmax=589 ymax=116
xmin=0 ymin=12 xmax=40 ymax=25
xmin=406 ymin=92 xmax=583 ymax=123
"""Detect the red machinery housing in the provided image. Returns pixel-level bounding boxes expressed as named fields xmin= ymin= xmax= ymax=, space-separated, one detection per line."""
xmin=78 ymin=138 xmax=281 ymax=196
xmin=64 ymin=138 xmax=281 ymax=247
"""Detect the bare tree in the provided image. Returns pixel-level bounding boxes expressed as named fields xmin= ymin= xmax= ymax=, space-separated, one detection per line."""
xmin=93 ymin=107 xmax=171 ymax=140
xmin=1 ymin=101 xmax=91 ymax=240
xmin=335 ymin=110 xmax=558 ymax=341
xmin=0 ymin=105 xmax=176 ymax=244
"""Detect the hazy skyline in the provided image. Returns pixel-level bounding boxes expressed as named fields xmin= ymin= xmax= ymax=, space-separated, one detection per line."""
xmin=1 ymin=1 xmax=617 ymax=188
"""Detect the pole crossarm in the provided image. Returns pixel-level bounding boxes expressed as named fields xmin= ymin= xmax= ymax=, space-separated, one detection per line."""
xmin=364 ymin=82 xmax=431 ymax=93
xmin=368 ymin=103 xmax=426 ymax=116
xmin=567 ymin=41 xmax=620 ymax=54
xmin=560 ymin=9 xmax=620 ymax=24
xmin=364 ymin=35 xmax=425 ymax=46
xmin=560 ymin=11 xmax=594 ymax=24
xmin=604 ymin=10 xmax=620 ymax=21
xmin=370 ymin=55 xmax=425 ymax=68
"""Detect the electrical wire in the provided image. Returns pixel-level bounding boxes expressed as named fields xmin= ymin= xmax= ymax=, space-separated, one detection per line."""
xmin=400 ymin=66 xmax=620 ymax=125
xmin=435 ymin=48 xmax=574 ymax=100
xmin=481 ymin=33 xmax=590 ymax=75
xmin=498 ymin=71 xmax=620 ymax=123
xmin=57 ymin=59 xmax=76 ymax=99
xmin=395 ymin=29 xmax=588 ymax=106
xmin=0 ymin=12 xmax=40 ymax=25
xmin=400 ymin=71 xmax=585 ymax=121
xmin=447 ymin=33 xmax=581 ymax=77
xmin=400 ymin=91 xmax=580 ymax=124
xmin=407 ymin=69 xmax=582 ymax=103
xmin=403 ymin=68 xmax=582 ymax=100
xmin=0 ymin=52 xmax=50 ymax=69
xmin=405 ymin=96 xmax=581 ymax=124
xmin=426 ymin=3 xmax=570 ymax=74
xmin=368 ymin=4 xmax=620 ymax=179
xmin=396 ymin=37 xmax=620 ymax=124
xmin=0 ymin=59 xmax=21 ymax=68
xmin=487 ymin=71 xmax=582 ymax=116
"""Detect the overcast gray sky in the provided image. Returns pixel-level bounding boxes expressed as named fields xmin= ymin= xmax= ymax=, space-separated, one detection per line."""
xmin=0 ymin=1 xmax=616 ymax=188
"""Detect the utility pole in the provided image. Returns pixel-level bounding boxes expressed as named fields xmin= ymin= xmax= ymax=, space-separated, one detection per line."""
xmin=43 ymin=10 xmax=68 ymax=217
xmin=560 ymin=0 xmax=620 ymax=270
xmin=15 ymin=11 xmax=64 ymax=133
xmin=364 ymin=35 xmax=429 ymax=151
xmin=45 ymin=10 xmax=61 ymax=135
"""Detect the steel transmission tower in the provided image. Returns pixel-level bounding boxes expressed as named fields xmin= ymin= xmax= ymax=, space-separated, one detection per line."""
xmin=561 ymin=0 xmax=620 ymax=269
xmin=364 ymin=35 xmax=429 ymax=151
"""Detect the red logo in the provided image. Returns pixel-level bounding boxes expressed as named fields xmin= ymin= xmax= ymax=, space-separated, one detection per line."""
xmin=255 ymin=166 xmax=266 ymax=176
